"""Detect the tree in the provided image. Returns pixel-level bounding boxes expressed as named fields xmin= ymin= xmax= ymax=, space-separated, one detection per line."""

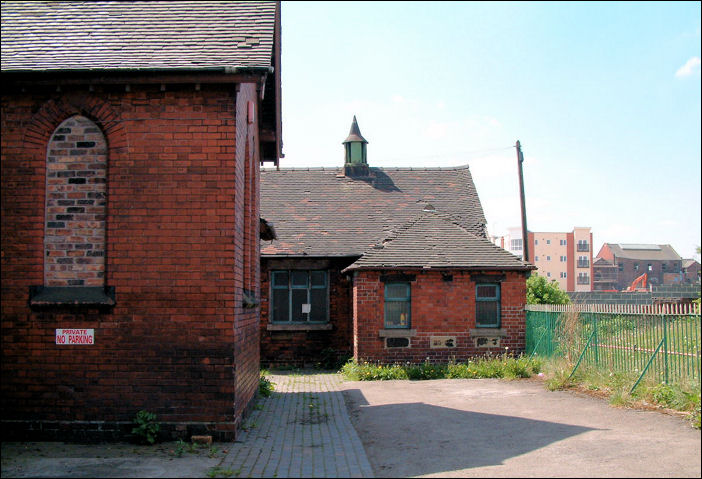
xmin=526 ymin=274 xmax=570 ymax=305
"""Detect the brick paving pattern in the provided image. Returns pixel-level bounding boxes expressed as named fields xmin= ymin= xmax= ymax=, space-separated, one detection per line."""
xmin=219 ymin=371 xmax=373 ymax=478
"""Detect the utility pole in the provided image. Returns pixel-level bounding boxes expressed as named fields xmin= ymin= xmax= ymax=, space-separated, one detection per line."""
xmin=516 ymin=140 xmax=529 ymax=263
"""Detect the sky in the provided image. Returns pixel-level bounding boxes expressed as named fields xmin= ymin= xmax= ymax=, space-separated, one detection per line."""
xmin=277 ymin=1 xmax=701 ymax=261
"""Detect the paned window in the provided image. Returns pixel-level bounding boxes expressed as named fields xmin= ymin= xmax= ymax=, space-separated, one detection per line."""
xmin=475 ymin=283 xmax=500 ymax=328
xmin=384 ymin=283 xmax=410 ymax=329
xmin=271 ymin=270 xmax=328 ymax=323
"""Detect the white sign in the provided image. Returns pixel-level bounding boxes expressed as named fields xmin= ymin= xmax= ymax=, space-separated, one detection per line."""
xmin=301 ymin=303 xmax=311 ymax=314
xmin=56 ymin=329 xmax=94 ymax=345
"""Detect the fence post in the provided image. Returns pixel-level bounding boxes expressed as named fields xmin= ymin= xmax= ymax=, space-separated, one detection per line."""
xmin=663 ymin=313 xmax=668 ymax=385
xmin=569 ymin=329 xmax=596 ymax=380
xmin=594 ymin=313 xmax=599 ymax=366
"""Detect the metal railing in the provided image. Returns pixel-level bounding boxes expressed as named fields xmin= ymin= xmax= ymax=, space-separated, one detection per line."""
xmin=577 ymin=243 xmax=590 ymax=252
xmin=526 ymin=303 xmax=701 ymax=390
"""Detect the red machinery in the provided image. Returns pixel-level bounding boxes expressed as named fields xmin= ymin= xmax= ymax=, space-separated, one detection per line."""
xmin=625 ymin=273 xmax=648 ymax=292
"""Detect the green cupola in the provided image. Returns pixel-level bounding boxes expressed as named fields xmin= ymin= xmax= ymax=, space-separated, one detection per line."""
xmin=342 ymin=115 xmax=369 ymax=177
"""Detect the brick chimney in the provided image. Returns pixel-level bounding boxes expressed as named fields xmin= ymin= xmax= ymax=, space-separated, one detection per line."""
xmin=342 ymin=115 xmax=369 ymax=177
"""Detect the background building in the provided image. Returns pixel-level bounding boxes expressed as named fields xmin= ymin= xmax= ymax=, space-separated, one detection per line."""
xmin=596 ymin=244 xmax=684 ymax=291
xmin=492 ymin=227 xmax=593 ymax=292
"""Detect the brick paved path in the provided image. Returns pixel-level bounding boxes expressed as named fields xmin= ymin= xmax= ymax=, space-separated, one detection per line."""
xmin=219 ymin=371 xmax=373 ymax=478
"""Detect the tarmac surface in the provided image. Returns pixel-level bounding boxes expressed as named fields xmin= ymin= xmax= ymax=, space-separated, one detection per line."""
xmin=1 ymin=371 xmax=700 ymax=478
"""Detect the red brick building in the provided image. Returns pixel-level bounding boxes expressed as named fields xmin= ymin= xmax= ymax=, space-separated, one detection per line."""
xmin=259 ymin=118 xmax=534 ymax=366
xmin=1 ymin=1 xmax=282 ymax=441
xmin=595 ymin=243 xmax=684 ymax=291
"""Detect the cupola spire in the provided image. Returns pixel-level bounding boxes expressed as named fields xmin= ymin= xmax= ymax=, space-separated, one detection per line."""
xmin=342 ymin=115 xmax=369 ymax=176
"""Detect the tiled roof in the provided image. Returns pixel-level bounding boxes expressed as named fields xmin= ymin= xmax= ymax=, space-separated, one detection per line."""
xmin=1 ymin=1 xmax=276 ymax=71
xmin=343 ymin=211 xmax=532 ymax=271
xmin=682 ymin=258 xmax=699 ymax=268
xmin=260 ymin=165 xmax=488 ymax=257
xmin=607 ymin=243 xmax=681 ymax=261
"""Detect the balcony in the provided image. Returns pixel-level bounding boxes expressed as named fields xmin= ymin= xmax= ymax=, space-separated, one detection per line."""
xmin=577 ymin=260 xmax=590 ymax=268
xmin=577 ymin=275 xmax=590 ymax=285
xmin=577 ymin=243 xmax=590 ymax=252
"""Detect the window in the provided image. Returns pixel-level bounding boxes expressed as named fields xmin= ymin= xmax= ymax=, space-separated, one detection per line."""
xmin=577 ymin=240 xmax=589 ymax=252
xmin=577 ymin=272 xmax=590 ymax=285
xmin=534 ymin=239 xmax=538 ymax=245
xmin=618 ymin=262 xmax=624 ymax=271
xmin=271 ymin=270 xmax=328 ymax=323
xmin=535 ymin=256 xmax=539 ymax=261
xmin=648 ymin=264 xmax=652 ymax=272
xmin=547 ymin=272 xmax=551 ymax=278
xmin=546 ymin=256 xmax=551 ymax=261
xmin=560 ymin=272 xmax=567 ymax=278
xmin=560 ymin=256 xmax=567 ymax=262
xmin=546 ymin=239 xmax=551 ymax=245
xmin=560 ymin=239 xmax=567 ymax=246
xmin=510 ymin=238 xmax=523 ymax=251
xmin=634 ymin=263 xmax=639 ymax=271
xmin=384 ymin=283 xmax=410 ymax=328
xmin=662 ymin=263 xmax=667 ymax=272
xmin=476 ymin=284 xmax=500 ymax=328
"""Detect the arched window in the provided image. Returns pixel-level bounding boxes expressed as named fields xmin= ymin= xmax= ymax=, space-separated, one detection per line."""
xmin=44 ymin=116 xmax=107 ymax=287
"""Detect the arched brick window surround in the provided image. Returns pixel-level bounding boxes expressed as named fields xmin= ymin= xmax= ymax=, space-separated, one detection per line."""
xmin=23 ymin=94 xmax=126 ymax=303
xmin=45 ymin=115 xmax=107 ymax=287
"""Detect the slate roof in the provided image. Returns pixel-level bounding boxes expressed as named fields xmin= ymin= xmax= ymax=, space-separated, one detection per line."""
xmin=260 ymin=166 xmax=488 ymax=257
xmin=343 ymin=211 xmax=532 ymax=271
xmin=1 ymin=1 xmax=277 ymax=72
xmin=606 ymin=243 xmax=681 ymax=261
xmin=260 ymin=165 xmax=532 ymax=272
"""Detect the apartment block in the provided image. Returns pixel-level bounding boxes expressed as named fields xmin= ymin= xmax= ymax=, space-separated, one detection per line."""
xmin=493 ymin=227 xmax=593 ymax=292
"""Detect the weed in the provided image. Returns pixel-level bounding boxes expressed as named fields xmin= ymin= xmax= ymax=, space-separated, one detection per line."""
xmin=131 ymin=410 xmax=160 ymax=445
xmin=207 ymin=466 xmax=239 ymax=478
xmin=340 ymin=354 xmax=542 ymax=382
xmin=259 ymin=370 xmax=275 ymax=398
xmin=173 ymin=439 xmax=186 ymax=457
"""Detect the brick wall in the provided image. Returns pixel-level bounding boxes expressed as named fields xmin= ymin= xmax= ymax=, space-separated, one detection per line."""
xmin=1 ymin=82 xmax=261 ymax=441
xmin=259 ymin=258 xmax=354 ymax=367
xmin=353 ymin=270 xmax=528 ymax=363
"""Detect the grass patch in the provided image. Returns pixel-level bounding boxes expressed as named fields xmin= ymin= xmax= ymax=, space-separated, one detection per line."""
xmin=340 ymin=355 xmax=543 ymax=382
xmin=539 ymin=357 xmax=701 ymax=428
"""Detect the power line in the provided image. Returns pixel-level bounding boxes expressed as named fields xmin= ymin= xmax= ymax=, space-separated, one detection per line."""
xmin=383 ymin=145 xmax=514 ymax=162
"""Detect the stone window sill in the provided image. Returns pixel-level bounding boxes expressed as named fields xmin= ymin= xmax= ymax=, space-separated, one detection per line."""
xmin=378 ymin=329 xmax=417 ymax=338
xmin=29 ymin=286 xmax=115 ymax=309
xmin=267 ymin=323 xmax=333 ymax=331
xmin=469 ymin=328 xmax=507 ymax=337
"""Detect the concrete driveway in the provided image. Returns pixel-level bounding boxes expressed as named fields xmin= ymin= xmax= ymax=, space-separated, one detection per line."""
xmin=339 ymin=377 xmax=701 ymax=478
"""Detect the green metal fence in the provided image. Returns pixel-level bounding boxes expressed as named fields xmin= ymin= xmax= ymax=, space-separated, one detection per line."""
xmin=526 ymin=303 xmax=701 ymax=390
